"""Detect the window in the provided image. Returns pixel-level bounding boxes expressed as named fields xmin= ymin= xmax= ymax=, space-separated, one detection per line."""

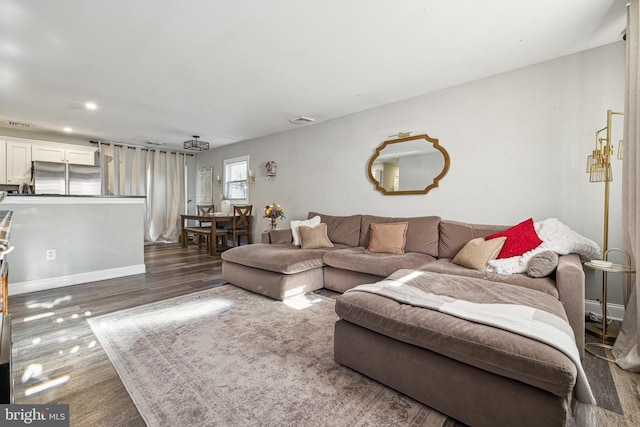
xmin=224 ymin=156 xmax=249 ymax=203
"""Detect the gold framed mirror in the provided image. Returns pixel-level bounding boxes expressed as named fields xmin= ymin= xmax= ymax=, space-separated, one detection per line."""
xmin=367 ymin=133 xmax=450 ymax=195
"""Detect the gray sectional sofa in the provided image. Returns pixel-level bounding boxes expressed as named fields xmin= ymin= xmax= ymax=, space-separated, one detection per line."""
xmin=221 ymin=211 xmax=587 ymax=427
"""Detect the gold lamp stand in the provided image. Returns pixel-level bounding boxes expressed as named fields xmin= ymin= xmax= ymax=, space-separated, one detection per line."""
xmin=583 ymin=110 xmax=636 ymax=362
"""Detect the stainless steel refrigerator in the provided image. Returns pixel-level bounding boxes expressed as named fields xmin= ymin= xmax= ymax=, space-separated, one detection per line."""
xmin=32 ymin=161 xmax=102 ymax=195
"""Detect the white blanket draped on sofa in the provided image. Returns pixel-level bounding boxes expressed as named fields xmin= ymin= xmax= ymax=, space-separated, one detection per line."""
xmin=486 ymin=218 xmax=601 ymax=275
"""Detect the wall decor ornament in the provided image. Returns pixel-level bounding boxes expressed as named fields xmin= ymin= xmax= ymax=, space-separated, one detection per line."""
xmin=265 ymin=161 xmax=277 ymax=177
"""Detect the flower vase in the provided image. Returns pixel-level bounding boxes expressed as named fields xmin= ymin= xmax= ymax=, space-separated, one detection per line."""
xmin=269 ymin=220 xmax=277 ymax=230
xmin=221 ymin=199 xmax=231 ymax=215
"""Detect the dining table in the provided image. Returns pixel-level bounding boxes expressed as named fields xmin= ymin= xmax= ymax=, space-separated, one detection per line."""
xmin=180 ymin=213 xmax=253 ymax=256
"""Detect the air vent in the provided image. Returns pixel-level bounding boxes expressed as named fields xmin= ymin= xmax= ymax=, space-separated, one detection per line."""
xmin=7 ymin=120 xmax=32 ymax=128
xmin=289 ymin=116 xmax=315 ymax=125
xmin=146 ymin=140 xmax=164 ymax=146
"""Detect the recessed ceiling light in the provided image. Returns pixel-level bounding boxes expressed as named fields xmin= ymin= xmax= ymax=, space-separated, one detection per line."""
xmin=63 ymin=127 xmax=73 ymax=132
xmin=85 ymin=102 xmax=97 ymax=110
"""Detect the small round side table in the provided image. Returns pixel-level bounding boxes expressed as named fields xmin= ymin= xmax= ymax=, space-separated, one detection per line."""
xmin=584 ymin=248 xmax=635 ymax=362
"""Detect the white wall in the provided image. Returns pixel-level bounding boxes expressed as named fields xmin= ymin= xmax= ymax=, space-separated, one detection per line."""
xmin=196 ymin=42 xmax=626 ymax=303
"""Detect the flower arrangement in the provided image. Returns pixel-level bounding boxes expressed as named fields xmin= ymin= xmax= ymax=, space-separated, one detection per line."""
xmin=264 ymin=203 xmax=285 ymax=229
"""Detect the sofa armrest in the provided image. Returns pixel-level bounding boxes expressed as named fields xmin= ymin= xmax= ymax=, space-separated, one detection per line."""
xmin=261 ymin=229 xmax=293 ymax=244
xmin=556 ymin=253 xmax=585 ymax=358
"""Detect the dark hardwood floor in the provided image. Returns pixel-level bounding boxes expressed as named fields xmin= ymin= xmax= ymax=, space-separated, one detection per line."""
xmin=8 ymin=244 xmax=640 ymax=426
xmin=10 ymin=243 xmax=226 ymax=426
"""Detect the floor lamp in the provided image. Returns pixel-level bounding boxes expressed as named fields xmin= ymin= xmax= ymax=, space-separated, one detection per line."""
xmin=584 ymin=110 xmax=635 ymax=361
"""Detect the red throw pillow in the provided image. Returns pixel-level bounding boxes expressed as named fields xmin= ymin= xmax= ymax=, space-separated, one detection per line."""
xmin=486 ymin=218 xmax=542 ymax=259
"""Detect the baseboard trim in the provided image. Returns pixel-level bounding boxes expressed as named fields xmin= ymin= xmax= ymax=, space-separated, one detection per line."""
xmin=9 ymin=264 xmax=147 ymax=296
xmin=585 ymin=298 xmax=625 ymax=322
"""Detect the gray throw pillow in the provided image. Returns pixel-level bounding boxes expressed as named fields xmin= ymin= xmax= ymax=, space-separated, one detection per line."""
xmin=526 ymin=251 xmax=559 ymax=277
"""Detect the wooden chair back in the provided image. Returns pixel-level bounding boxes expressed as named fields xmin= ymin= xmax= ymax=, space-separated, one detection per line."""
xmin=197 ymin=205 xmax=215 ymax=215
xmin=233 ymin=205 xmax=253 ymax=229
xmin=197 ymin=205 xmax=215 ymax=226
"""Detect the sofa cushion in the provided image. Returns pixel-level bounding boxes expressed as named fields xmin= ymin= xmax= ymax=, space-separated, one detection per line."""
xmin=308 ymin=212 xmax=362 ymax=247
xmin=451 ymin=237 xmax=506 ymax=270
xmin=323 ymin=247 xmax=435 ymax=278
xmin=299 ymin=223 xmax=334 ymax=249
xmin=360 ymin=215 xmax=440 ymax=257
xmin=221 ymin=243 xmax=337 ymax=274
xmin=486 ymin=218 xmax=543 ymax=259
xmin=419 ymin=259 xmax=559 ymax=298
xmin=439 ymin=220 xmax=508 ymax=259
xmin=366 ymin=222 xmax=408 ymax=254
xmin=335 ymin=270 xmax=576 ymax=398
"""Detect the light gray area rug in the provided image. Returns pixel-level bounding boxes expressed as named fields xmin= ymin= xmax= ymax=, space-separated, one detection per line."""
xmin=88 ymin=285 xmax=458 ymax=427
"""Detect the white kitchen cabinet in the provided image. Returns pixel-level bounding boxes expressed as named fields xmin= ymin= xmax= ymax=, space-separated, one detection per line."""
xmin=32 ymin=143 xmax=96 ymax=166
xmin=64 ymin=147 xmax=96 ymax=165
xmin=0 ymin=140 xmax=6 ymax=184
xmin=31 ymin=145 xmax=65 ymax=163
xmin=6 ymin=141 xmax=32 ymax=184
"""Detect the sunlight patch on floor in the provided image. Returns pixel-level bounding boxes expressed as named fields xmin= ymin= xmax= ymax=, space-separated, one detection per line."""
xmin=26 ymin=295 xmax=72 ymax=310
xmin=23 ymin=312 xmax=54 ymax=322
xmin=21 ymin=364 xmax=43 ymax=383
xmin=283 ymin=294 xmax=324 ymax=310
xmin=24 ymin=375 xmax=70 ymax=397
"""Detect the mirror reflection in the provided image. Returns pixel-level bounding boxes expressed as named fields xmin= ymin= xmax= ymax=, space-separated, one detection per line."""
xmin=367 ymin=134 xmax=450 ymax=195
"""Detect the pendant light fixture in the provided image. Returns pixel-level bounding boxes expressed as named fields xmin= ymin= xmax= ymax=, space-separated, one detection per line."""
xmin=184 ymin=135 xmax=210 ymax=151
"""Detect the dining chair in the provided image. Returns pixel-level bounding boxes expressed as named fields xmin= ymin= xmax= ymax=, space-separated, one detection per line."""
xmin=194 ymin=205 xmax=215 ymax=247
xmin=196 ymin=205 xmax=215 ymax=226
xmin=229 ymin=205 xmax=253 ymax=247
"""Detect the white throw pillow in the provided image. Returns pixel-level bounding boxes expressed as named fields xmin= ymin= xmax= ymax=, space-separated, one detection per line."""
xmin=290 ymin=215 xmax=321 ymax=246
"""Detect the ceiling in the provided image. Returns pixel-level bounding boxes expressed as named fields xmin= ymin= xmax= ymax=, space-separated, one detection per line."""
xmin=0 ymin=0 xmax=628 ymax=151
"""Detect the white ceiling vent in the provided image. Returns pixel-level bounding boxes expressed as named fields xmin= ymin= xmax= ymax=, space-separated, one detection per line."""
xmin=145 ymin=140 xmax=164 ymax=146
xmin=289 ymin=116 xmax=315 ymax=125
xmin=7 ymin=120 xmax=32 ymax=128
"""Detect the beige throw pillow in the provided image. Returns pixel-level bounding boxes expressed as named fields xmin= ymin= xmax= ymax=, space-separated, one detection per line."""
xmin=451 ymin=237 xmax=507 ymax=270
xmin=290 ymin=215 xmax=321 ymax=246
xmin=366 ymin=222 xmax=409 ymax=254
xmin=299 ymin=223 xmax=334 ymax=249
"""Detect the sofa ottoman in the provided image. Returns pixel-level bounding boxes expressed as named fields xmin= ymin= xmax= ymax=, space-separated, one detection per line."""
xmin=221 ymin=243 xmax=341 ymax=300
xmin=334 ymin=269 xmax=585 ymax=427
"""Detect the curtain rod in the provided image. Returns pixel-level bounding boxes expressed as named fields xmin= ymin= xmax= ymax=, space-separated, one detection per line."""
xmin=90 ymin=140 xmax=194 ymax=156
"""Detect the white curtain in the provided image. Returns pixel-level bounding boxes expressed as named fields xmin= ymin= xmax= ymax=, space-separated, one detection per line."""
xmin=613 ymin=0 xmax=640 ymax=371
xmin=100 ymin=143 xmax=185 ymax=244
